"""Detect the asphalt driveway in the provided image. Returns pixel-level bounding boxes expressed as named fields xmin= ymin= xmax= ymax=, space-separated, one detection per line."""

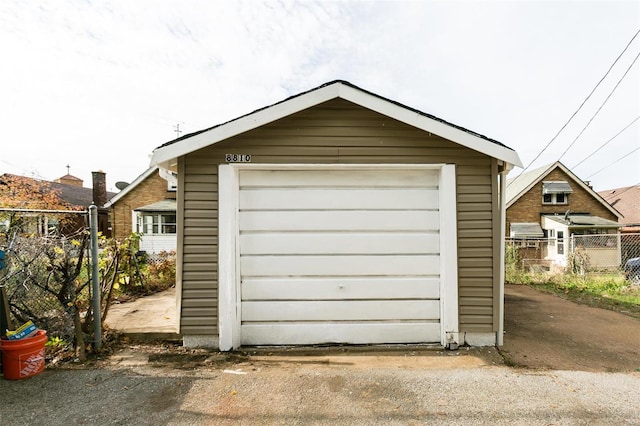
xmin=1 ymin=347 xmax=639 ymax=425
xmin=502 ymin=284 xmax=640 ymax=372
xmin=2 ymin=284 xmax=640 ymax=425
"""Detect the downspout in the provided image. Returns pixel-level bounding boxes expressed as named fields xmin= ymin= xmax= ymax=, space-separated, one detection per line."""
xmin=497 ymin=162 xmax=510 ymax=346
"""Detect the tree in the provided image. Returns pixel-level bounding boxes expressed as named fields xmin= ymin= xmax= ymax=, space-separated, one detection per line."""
xmin=0 ymin=174 xmax=81 ymax=237
xmin=0 ymin=174 xmax=72 ymax=209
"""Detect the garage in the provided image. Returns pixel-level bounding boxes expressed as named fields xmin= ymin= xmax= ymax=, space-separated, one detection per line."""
xmin=149 ymin=80 xmax=522 ymax=349
xmin=218 ymin=164 xmax=459 ymax=349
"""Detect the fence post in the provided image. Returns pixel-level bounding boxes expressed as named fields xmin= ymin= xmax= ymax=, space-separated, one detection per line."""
xmin=89 ymin=205 xmax=101 ymax=350
xmin=570 ymin=234 xmax=574 ymax=257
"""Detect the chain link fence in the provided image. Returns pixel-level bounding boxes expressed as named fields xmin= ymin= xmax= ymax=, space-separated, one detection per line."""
xmin=506 ymin=233 xmax=640 ymax=280
xmin=0 ymin=233 xmax=87 ymax=343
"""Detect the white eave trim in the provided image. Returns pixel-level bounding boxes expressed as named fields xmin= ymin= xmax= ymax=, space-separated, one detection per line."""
xmin=150 ymin=82 xmax=522 ymax=169
xmin=104 ymin=166 xmax=158 ymax=208
xmin=339 ymin=85 xmax=522 ymax=168
xmin=505 ymin=161 xmax=623 ymax=219
xmin=151 ymin=84 xmax=341 ymax=169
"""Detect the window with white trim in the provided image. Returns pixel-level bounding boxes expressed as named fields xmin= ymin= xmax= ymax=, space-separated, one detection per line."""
xmin=137 ymin=212 xmax=176 ymax=235
xmin=542 ymin=181 xmax=571 ymax=205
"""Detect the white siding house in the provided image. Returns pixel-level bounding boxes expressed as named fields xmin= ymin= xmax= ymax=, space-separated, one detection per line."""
xmin=134 ymin=199 xmax=177 ymax=254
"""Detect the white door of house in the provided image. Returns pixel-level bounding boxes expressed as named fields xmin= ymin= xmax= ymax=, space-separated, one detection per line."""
xmin=218 ymin=165 xmax=459 ymax=349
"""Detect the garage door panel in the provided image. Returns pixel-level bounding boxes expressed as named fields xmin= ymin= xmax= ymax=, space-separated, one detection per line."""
xmin=241 ymin=322 xmax=441 ymax=345
xmin=239 ymin=210 xmax=440 ymax=231
xmin=241 ymin=255 xmax=440 ymax=277
xmin=242 ymin=300 xmax=440 ymax=321
xmin=239 ymin=169 xmax=440 ymax=188
xmin=240 ymin=188 xmax=439 ymax=210
xmin=242 ymin=277 xmax=441 ymax=300
xmin=240 ymin=232 xmax=439 ymax=255
xmin=235 ymin=167 xmax=446 ymax=346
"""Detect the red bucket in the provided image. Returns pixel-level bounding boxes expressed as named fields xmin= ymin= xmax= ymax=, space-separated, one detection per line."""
xmin=1 ymin=330 xmax=47 ymax=380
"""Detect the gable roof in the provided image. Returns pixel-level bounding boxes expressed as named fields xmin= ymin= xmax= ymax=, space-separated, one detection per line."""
xmin=0 ymin=173 xmax=115 ymax=208
xmin=104 ymin=167 xmax=157 ymax=208
xmin=598 ymin=184 xmax=640 ymax=226
xmin=505 ymin=161 xmax=622 ymax=218
xmin=150 ymin=80 xmax=522 ymax=170
xmin=55 ymin=174 xmax=83 ymax=184
xmin=134 ymin=199 xmax=177 ymax=212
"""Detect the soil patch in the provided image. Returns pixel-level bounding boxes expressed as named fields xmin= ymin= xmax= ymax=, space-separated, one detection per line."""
xmin=501 ymin=284 xmax=640 ymax=372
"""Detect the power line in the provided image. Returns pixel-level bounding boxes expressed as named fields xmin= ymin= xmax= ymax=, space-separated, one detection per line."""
xmin=558 ymin=48 xmax=640 ymax=161
xmin=571 ymin=115 xmax=640 ymax=169
xmin=0 ymin=159 xmax=41 ymax=178
xmin=585 ymin=146 xmax=640 ymax=180
xmin=508 ymin=28 xmax=640 ymax=187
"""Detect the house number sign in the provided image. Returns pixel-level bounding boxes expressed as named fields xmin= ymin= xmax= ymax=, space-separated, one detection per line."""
xmin=225 ymin=154 xmax=252 ymax=163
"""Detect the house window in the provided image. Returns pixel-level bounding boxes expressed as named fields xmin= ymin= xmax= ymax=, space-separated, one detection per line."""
xmin=548 ymin=229 xmax=555 ymax=246
xmin=542 ymin=193 xmax=568 ymax=205
xmin=137 ymin=213 xmax=176 ymax=235
xmin=557 ymin=231 xmax=564 ymax=255
xmin=542 ymin=181 xmax=572 ymax=205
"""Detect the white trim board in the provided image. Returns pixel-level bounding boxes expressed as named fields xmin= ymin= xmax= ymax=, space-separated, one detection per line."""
xmin=218 ymin=163 xmax=459 ymax=350
xmin=151 ymin=82 xmax=522 ymax=171
xmin=506 ymin=161 xmax=622 ymax=219
xmin=104 ymin=166 xmax=158 ymax=208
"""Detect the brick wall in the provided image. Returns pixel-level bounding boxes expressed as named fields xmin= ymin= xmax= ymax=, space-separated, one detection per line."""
xmin=506 ymin=168 xmax=617 ymax=236
xmin=110 ymin=171 xmax=176 ymax=240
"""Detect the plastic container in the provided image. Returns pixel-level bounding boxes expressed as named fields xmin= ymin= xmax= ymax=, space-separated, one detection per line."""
xmin=1 ymin=329 xmax=47 ymax=380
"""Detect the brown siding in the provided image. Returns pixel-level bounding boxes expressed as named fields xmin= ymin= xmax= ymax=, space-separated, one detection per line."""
xmin=179 ymin=98 xmax=499 ymax=337
xmin=180 ymin=159 xmax=218 ymax=335
xmin=110 ymin=171 xmax=177 ymax=241
xmin=507 ymin=168 xmax=618 ymax=235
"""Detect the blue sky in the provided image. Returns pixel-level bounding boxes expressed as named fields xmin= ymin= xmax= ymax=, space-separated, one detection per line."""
xmin=1 ymin=0 xmax=639 ymax=191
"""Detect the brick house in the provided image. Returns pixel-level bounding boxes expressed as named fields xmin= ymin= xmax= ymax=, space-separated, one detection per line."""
xmin=506 ymin=161 xmax=622 ymax=269
xmin=104 ymin=167 xmax=177 ymax=253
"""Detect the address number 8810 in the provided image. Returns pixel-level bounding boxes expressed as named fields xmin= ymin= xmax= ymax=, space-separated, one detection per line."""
xmin=225 ymin=154 xmax=252 ymax=163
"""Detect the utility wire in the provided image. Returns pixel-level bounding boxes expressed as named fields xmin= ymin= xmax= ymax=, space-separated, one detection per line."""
xmin=585 ymin=146 xmax=640 ymax=179
xmin=508 ymin=28 xmax=640 ymax=187
xmin=558 ymin=49 xmax=640 ymax=161
xmin=571 ymin=115 xmax=640 ymax=169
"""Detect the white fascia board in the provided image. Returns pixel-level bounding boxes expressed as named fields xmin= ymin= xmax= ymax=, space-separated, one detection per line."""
xmin=555 ymin=163 xmax=623 ymax=219
xmin=104 ymin=166 xmax=157 ymax=208
xmin=506 ymin=162 xmax=622 ymax=218
xmin=150 ymin=81 xmax=522 ymax=169
xmin=337 ymin=84 xmax=523 ymax=168
xmin=150 ymin=84 xmax=341 ymax=168
xmin=505 ymin=163 xmax=556 ymax=209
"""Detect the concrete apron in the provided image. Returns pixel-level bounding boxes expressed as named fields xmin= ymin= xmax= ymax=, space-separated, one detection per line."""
xmin=105 ymin=287 xmax=181 ymax=342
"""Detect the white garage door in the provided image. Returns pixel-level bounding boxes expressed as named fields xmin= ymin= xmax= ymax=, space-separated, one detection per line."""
xmin=237 ymin=168 xmax=443 ymax=345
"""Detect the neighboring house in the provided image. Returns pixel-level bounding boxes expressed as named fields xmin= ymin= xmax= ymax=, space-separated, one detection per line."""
xmin=149 ymin=80 xmax=522 ymax=350
xmin=598 ymin=184 xmax=640 ymax=266
xmin=0 ymin=171 xmax=114 ymax=237
xmin=598 ymin=184 xmax=640 ymax=233
xmin=506 ymin=161 xmax=622 ymax=269
xmin=104 ymin=166 xmax=177 ymax=254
